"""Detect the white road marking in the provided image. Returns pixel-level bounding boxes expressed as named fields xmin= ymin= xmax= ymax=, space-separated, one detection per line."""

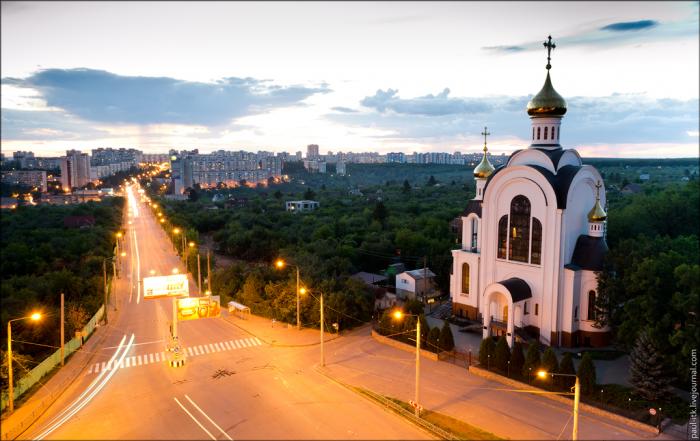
xmin=223 ymin=341 xmax=232 ymax=350
xmin=208 ymin=343 xmax=217 ymax=352
xmin=124 ymin=357 xmax=131 ymax=368
xmin=194 ymin=346 xmax=201 ymax=355
xmin=255 ymin=338 xmax=262 ymax=345
xmin=155 ymin=352 xmax=160 ymax=362
xmin=149 ymin=353 xmax=154 ymax=363
xmin=100 ymin=362 xmax=106 ymax=371
xmin=88 ymin=365 xmax=94 ymax=374
xmin=137 ymin=355 xmax=143 ymax=365
xmin=173 ymin=397 xmax=217 ymax=441
xmin=187 ymin=347 xmax=195 ymax=356
xmin=214 ymin=343 xmax=223 ymax=351
xmin=234 ymin=340 xmax=242 ymax=349
xmin=185 ymin=394 xmax=233 ymax=440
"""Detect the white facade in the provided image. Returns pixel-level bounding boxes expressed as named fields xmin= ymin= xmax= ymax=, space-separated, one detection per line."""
xmin=450 ymin=52 xmax=610 ymax=348
xmin=285 ymin=200 xmax=319 ymax=212
xmin=396 ymin=268 xmax=437 ymax=301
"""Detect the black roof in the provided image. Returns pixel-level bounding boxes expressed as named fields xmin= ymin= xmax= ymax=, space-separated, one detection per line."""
xmin=525 ymin=164 xmax=581 ymax=209
xmin=532 ymin=147 xmax=566 ymax=168
xmin=570 ymin=235 xmax=608 ymax=271
xmin=499 ymin=277 xmax=532 ymax=303
xmin=461 ymin=199 xmax=482 ymax=217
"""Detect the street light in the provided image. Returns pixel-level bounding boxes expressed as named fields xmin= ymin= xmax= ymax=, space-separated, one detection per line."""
xmin=537 ymin=370 xmax=580 ymax=440
xmin=391 ymin=309 xmax=422 ymax=417
xmin=7 ymin=313 xmax=42 ymax=413
xmin=274 ymin=259 xmax=304 ymax=330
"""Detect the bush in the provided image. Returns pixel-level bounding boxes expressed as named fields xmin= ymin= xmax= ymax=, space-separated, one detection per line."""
xmin=541 ymin=347 xmax=559 ymax=374
xmin=558 ymin=352 xmax=576 ymax=389
xmin=478 ymin=337 xmax=495 ymax=367
xmin=439 ymin=321 xmax=455 ymax=352
xmin=578 ymin=352 xmax=597 ymax=395
xmin=523 ymin=343 xmax=541 ymax=378
xmin=510 ymin=342 xmax=525 ymax=378
xmin=377 ymin=309 xmax=394 ymax=336
xmin=629 ymin=329 xmax=672 ymax=401
xmin=427 ymin=326 xmax=441 ymax=352
xmin=493 ymin=336 xmax=511 ymax=373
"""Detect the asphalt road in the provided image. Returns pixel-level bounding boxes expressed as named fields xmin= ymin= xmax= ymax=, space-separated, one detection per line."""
xmin=22 ymin=184 xmax=431 ymax=440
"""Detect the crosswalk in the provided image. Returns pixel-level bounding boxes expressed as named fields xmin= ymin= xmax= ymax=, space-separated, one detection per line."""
xmin=87 ymin=337 xmax=263 ymax=375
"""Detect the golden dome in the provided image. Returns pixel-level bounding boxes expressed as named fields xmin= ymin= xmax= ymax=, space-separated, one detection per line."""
xmin=588 ymin=183 xmax=607 ymax=222
xmin=473 ymin=146 xmax=495 ymax=179
xmin=527 ymin=72 xmax=567 ymax=117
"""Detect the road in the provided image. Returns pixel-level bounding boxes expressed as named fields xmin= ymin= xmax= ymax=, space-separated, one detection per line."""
xmin=21 ymin=183 xmax=431 ymax=440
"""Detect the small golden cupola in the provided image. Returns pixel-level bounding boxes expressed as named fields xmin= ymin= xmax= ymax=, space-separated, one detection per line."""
xmin=588 ymin=181 xmax=607 ymax=237
xmin=473 ymin=126 xmax=495 ymax=179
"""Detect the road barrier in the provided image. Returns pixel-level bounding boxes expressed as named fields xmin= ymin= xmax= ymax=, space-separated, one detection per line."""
xmin=1 ymin=305 xmax=105 ymax=413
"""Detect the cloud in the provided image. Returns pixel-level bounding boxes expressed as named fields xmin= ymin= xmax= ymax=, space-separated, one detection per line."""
xmin=328 ymin=89 xmax=699 ymax=148
xmin=481 ymin=45 xmax=526 ymax=53
xmin=331 ymin=106 xmax=359 ymax=113
xmin=360 ymin=88 xmax=492 ymax=116
xmin=2 ymin=68 xmax=330 ymax=127
xmin=1 ymin=108 xmax=109 ymax=140
xmin=601 ymin=20 xmax=659 ymax=32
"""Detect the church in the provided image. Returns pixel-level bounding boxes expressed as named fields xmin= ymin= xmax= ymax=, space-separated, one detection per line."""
xmin=450 ymin=37 xmax=611 ymax=348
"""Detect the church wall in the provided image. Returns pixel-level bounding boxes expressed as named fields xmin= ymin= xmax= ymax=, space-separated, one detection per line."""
xmin=557 ymin=150 xmax=581 ymax=170
xmin=450 ymin=249 xmax=480 ymax=316
xmin=561 ymin=267 xmax=580 ymax=334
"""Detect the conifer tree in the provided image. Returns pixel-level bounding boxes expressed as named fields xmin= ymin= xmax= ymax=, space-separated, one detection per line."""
xmin=493 ymin=336 xmax=511 ymax=372
xmin=577 ymin=352 xmax=597 ymax=395
xmin=541 ymin=347 xmax=559 ymax=375
xmin=510 ymin=342 xmax=525 ymax=378
xmin=629 ymin=330 xmax=672 ymax=401
xmin=439 ymin=321 xmax=455 ymax=352
xmin=479 ymin=337 xmax=495 ymax=367
xmin=558 ymin=352 xmax=576 ymax=389
xmin=522 ymin=343 xmax=541 ymax=378
xmin=428 ymin=326 xmax=441 ymax=352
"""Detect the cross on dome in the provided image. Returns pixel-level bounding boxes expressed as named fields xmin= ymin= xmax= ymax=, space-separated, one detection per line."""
xmin=544 ymin=35 xmax=556 ymax=70
xmin=481 ymin=126 xmax=490 ymax=152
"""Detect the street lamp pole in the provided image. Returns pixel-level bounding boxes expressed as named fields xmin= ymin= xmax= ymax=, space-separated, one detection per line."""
xmin=296 ymin=266 xmax=300 ymax=330
xmin=6 ymin=313 xmax=41 ymax=414
xmin=415 ymin=316 xmax=421 ymax=417
xmin=320 ymin=292 xmax=325 ymax=367
xmin=537 ymin=370 xmax=580 ymax=440
xmin=60 ymin=293 xmax=65 ymax=366
xmin=103 ymin=259 xmax=108 ymax=325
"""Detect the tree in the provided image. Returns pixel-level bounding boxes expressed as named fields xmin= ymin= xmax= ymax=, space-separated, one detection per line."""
xmin=372 ymin=201 xmax=388 ymax=228
xmin=402 ymin=179 xmax=411 ymax=193
xmin=427 ymin=175 xmax=437 ymax=186
xmin=239 ymin=272 xmax=265 ymax=308
xmin=427 ymin=326 xmax=441 ymax=352
xmin=273 ymin=190 xmax=282 ymax=199
xmin=493 ymin=336 xmax=511 ymax=373
xmin=65 ymin=303 xmax=90 ymax=338
xmin=629 ymin=330 xmax=672 ymax=401
xmin=510 ymin=342 xmax=525 ymax=378
xmin=558 ymin=352 xmax=576 ymax=389
xmin=439 ymin=321 xmax=455 ymax=352
xmin=418 ymin=314 xmax=429 ymax=345
xmin=577 ymin=352 xmax=597 ymax=395
xmin=479 ymin=337 xmax=495 ymax=367
xmin=303 ymin=187 xmax=316 ymax=200
xmin=377 ymin=309 xmax=394 ymax=336
xmin=404 ymin=299 xmax=423 ymax=315
xmin=523 ymin=343 xmax=541 ymax=378
xmin=541 ymin=347 xmax=559 ymax=375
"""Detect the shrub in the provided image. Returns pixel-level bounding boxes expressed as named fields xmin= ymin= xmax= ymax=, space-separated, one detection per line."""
xmin=522 ymin=343 xmax=541 ymax=378
xmin=478 ymin=337 xmax=495 ymax=367
xmin=427 ymin=326 xmax=441 ymax=352
xmin=439 ymin=321 xmax=455 ymax=352
xmin=493 ymin=336 xmax=511 ymax=373
xmin=541 ymin=347 xmax=559 ymax=375
xmin=558 ymin=352 xmax=576 ymax=389
xmin=578 ymin=352 xmax=597 ymax=395
xmin=629 ymin=329 xmax=672 ymax=401
xmin=510 ymin=342 xmax=525 ymax=378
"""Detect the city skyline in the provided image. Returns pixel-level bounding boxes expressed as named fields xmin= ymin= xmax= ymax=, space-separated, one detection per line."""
xmin=1 ymin=1 xmax=699 ymax=158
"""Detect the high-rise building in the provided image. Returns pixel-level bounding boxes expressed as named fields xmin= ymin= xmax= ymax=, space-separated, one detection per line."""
xmin=1 ymin=170 xmax=48 ymax=192
xmin=60 ymin=150 xmax=91 ymax=191
xmin=306 ymin=144 xmax=319 ymax=159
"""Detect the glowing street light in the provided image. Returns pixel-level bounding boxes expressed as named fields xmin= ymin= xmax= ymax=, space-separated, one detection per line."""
xmin=150 ymin=269 xmax=156 ymax=275
xmin=7 ymin=312 xmax=42 ymax=413
xmin=172 ymin=268 xmax=179 ymax=274
xmin=392 ymin=309 xmax=422 ymax=417
xmin=274 ymin=259 xmax=302 ymax=329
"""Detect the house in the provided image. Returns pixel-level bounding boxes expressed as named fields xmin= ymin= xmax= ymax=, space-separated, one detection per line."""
xmin=286 ymin=200 xmax=319 ymax=212
xmin=64 ymin=215 xmax=96 ymax=228
xmin=396 ymin=268 xmax=437 ymax=301
xmin=351 ymin=271 xmax=387 ymax=287
xmin=639 ymin=173 xmax=650 ymax=181
xmin=621 ymin=183 xmax=642 ymax=195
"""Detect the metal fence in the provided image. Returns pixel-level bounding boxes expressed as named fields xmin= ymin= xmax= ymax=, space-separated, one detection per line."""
xmin=1 ymin=305 xmax=105 ymax=412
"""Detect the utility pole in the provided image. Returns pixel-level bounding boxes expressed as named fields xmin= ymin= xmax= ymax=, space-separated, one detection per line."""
xmin=423 ymin=256 xmax=427 ymax=305
xmin=7 ymin=322 xmax=13 ymax=413
xmin=172 ymin=298 xmax=178 ymax=339
xmin=60 ymin=293 xmax=65 ymax=365
xmin=573 ymin=376 xmax=580 ymax=440
xmin=207 ymin=250 xmax=211 ymax=293
xmin=197 ymin=253 xmax=202 ymax=293
xmin=103 ymin=260 xmax=108 ymax=325
xmin=320 ymin=293 xmax=325 ymax=367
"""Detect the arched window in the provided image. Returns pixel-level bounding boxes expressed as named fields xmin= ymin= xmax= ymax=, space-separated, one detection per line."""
xmin=497 ymin=215 xmax=508 ymax=259
xmin=461 ymin=263 xmax=470 ymax=295
xmin=587 ymin=291 xmax=597 ymax=320
xmin=533 ymin=127 xmax=535 ymax=139
xmin=544 ymin=126 xmax=548 ymax=140
xmin=552 ymin=127 xmax=556 ymax=140
xmin=530 ymin=218 xmax=542 ymax=264
xmin=537 ymin=127 xmax=541 ymax=140
xmin=508 ymin=195 xmax=531 ymax=262
xmin=470 ymin=218 xmax=478 ymax=250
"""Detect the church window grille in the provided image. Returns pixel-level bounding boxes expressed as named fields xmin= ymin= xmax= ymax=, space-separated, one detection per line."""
xmin=524 ymin=302 xmax=529 ymax=315
xmin=497 ymin=215 xmax=508 ymax=259
xmin=535 ymin=303 xmax=539 ymax=315
xmin=531 ymin=218 xmax=542 ymax=265
xmin=544 ymin=126 xmax=548 ymax=140
xmin=508 ymin=195 xmax=531 ymax=263
xmin=537 ymin=127 xmax=541 ymax=140
xmin=587 ymin=291 xmax=597 ymax=320
xmin=552 ymin=127 xmax=556 ymax=140
xmin=461 ymin=263 xmax=470 ymax=295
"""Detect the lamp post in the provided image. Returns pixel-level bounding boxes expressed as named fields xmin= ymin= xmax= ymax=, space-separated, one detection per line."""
xmin=102 ymin=256 xmax=118 ymax=322
xmin=537 ymin=370 xmax=580 ymax=440
xmin=274 ymin=259 xmax=304 ymax=330
xmin=6 ymin=312 xmax=42 ymax=413
xmin=392 ymin=309 xmax=422 ymax=417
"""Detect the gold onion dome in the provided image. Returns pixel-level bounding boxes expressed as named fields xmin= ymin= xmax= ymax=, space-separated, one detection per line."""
xmin=588 ymin=188 xmax=607 ymax=222
xmin=473 ymin=146 xmax=495 ymax=179
xmin=526 ymin=72 xmax=567 ymax=116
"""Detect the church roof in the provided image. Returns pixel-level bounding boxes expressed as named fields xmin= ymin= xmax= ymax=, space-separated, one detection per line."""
xmin=499 ymin=278 xmax=532 ymax=303
xmin=570 ymin=235 xmax=608 ymax=271
xmin=532 ymin=147 xmax=566 ymax=168
xmin=526 ymin=72 xmax=567 ymax=117
xmin=460 ymin=199 xmax=482 ymax=218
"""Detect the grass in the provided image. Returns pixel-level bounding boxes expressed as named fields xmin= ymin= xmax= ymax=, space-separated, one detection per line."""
xmin=381 ymin=393 xmax=503 ymax=440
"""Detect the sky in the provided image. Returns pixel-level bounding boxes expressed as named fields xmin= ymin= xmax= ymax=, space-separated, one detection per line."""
xmin=1 ymin=1 xmax=698 ymax=158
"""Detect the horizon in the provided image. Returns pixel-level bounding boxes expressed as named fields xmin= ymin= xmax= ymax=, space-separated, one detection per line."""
xmin=1 ymin=1 xmax=699 ymax=159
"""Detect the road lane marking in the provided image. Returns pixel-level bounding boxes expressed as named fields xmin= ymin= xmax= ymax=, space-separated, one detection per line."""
xmin=223 ymin=341 xmax=232 ymax=350
xmin=208 ymin=343 xmax=216 ymax=352
xmin=155 ymin=352 xmax=160 ymax=362
xmin=188 ymin=347 xmax=195 ymax=356
xmin=194 ymin=346 xmax=201 ymax=355
xmin=88 ymin=365 xmax=94 ymax=374
xmin=149 ymin=353 xmax=154 ymax=363
xmin=174 ymin=397 xmax=217 ymax=441
xmin=255 ymin=338 xmax=262 ymax=345
xmin=185 ymin=394 xmax=233 ymax=441
xmin=234 ymin=340 xmax=242 ymax=349
xmin=214 ymin=343 xmax=223 ymax=351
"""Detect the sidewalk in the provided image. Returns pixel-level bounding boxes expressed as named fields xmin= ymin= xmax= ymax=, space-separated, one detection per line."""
xmin=221 ymin=311 xmax=339 ymax=347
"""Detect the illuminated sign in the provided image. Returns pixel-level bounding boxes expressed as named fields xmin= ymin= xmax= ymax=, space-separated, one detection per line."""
xmin=143 ymin=275 xmax=189 ymax=299
xmin=177 ymin=296 xmax=221 ymax=321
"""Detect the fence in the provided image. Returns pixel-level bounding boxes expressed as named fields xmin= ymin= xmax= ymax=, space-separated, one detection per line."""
xmin=0 ymin=305 xmax=105 ymax=412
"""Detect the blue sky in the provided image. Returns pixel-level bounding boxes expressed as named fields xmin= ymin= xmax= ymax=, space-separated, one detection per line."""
xmin=1 ymin=1 xmax=698 ymax=157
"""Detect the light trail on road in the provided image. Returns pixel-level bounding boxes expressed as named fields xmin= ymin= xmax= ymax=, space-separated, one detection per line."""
xmin=35 ymin=334 xmax=135 ymax=440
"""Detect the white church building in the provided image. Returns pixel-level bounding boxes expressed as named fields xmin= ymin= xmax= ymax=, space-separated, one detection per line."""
xmin=450 ymin=37 xmax=611 ymax=348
